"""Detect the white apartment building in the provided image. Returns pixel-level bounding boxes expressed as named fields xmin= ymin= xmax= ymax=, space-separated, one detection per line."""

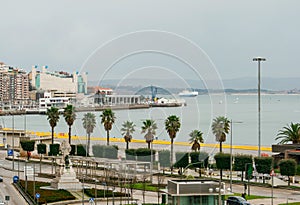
xmin=30 ymin=66 xmax=88 ymax=94
xmin=39 ymin=92 xmax=70 ymax=113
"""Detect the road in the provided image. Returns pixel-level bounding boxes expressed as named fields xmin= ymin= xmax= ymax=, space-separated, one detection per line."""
xmin=1 ymin=149 xmax=300 ymax=205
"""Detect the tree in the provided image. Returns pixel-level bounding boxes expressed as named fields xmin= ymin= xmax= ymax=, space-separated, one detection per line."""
xmin=276 ymin=122 xmax=300 ymax=144
xmin=37 ymin=143 xmax=47 ymax=173
xmin=254 ymin=156 xmax=273 ymax=183
xmin=100 ymin=109 xmax=116 ymax=146
xmin=121 ymin=121 xmax=136 ymax=150
xmin=46 ymin=107 xmax=60 ymax=144
xmin=233 ymin=154 xmax=253 ymax=182
xmin=165 ymin=115 xmax=181 ymax=170
xmin=211 ymin=116 xmax=230 ymax=153
xmin=141 ymin=119 xmax=157 ymax=149
xmin=20 ymin=140 xmax=35 ymax=160
xmin=63 ymin=104 xmax=76 ymax=144
xmin=279 ymin=159 xmax=297 ymax=186
xmin=189 ymin=130 xmax=204 ymax=152
xmin=82 ymin=112 xmax=96 ymax=156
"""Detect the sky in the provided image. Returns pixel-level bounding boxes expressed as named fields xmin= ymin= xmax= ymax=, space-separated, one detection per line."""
xmin=1 ymin=0 xmax=299 ymax=83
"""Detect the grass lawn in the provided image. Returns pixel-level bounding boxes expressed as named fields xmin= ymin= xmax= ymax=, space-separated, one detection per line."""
xmin=19 ymin=180 xmax=75 ymax=204
xmin=278 ymin=203 xmax=300 ymax=205
xmin=224 ymin=193 xmax=270 ymax=200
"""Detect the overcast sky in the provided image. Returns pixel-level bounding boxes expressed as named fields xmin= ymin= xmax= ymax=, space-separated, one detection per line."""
xmin=1 ymin=0 xmax=299 ymax=82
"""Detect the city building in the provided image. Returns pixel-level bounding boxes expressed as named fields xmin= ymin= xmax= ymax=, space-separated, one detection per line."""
xmin=0 ymin=63 xmax=29 ymax=108
xmin=29 ymin=65 xmax=88 ymax=94
xmin=164 ymin=179 xmax=226 ymax=205
xmin=39 ymin=92 xmax=70 ymax=113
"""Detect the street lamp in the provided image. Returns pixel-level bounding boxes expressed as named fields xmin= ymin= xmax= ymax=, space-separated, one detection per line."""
xmin=230 ymin=120 xmax=243 ymax=192
xmin=253 ymin=57 xmax=266 ymax=157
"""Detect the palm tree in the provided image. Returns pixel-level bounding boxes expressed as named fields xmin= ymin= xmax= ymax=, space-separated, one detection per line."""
xmin=165 ymin=115 xmax=181 ymax=170
xmin=82 ymin=112 xmax=96 ymax=156
xmin=141 ymin=119 xmax=157 ymax=149
xmin=100 ymin=109 xmax=116 ymax=146
xmin=46 ymin=107 xmax=60 ymax=144
xmin=63 ymin=105 xmax=76 ymax=144
xmin=276 ymin=122 xmax=300 ymax=144
xmin=121 ymin=121 xmax=136 ymax=150
xmin=211 ymin=116 xmax=230 ymax=153
xmin=189 ymin=130 xmax=204 ymax=152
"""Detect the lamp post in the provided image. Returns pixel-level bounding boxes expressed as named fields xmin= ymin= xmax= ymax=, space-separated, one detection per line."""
xmin=230 ymin=120 xmax=243 ymax=192
xmin=253 ymin=57 xmax=266 ymax=157
xmin=12 ymin=114 xmax=15 ymax=170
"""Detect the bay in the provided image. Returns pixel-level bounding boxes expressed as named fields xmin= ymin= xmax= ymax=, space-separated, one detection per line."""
xmin=1 ymin=94 xmax=300 ymax=147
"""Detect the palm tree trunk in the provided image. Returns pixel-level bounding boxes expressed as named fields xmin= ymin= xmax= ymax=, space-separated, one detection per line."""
xmin=51 ymin=127 xmax=54 ymax=144
xmin=220 ymin=141 xmax=223 ymax=180
xmin=87 ymin=133 xmax=91 ymax=156
xmin=171 ymin=138 xmax=174 ymax=172
xmin=107 ymin=130 xmax=110 ymax=146
xmin=126 ymin=141 xmax=129 ymax=150
xmin=148 ymin=142 xmax=150 ymax=149
xmin=68 ymin=125 xmax=72 ymax=144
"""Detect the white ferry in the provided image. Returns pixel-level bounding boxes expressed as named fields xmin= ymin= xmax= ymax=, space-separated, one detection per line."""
xmin=178 ymin=90 xmax=198 ymax=97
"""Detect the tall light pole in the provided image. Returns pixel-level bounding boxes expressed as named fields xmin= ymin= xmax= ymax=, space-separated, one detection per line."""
xmin=230 ymin=120 xmax=243 ymax=192
xmin=253 ymin=57 xmax=266 ymax=157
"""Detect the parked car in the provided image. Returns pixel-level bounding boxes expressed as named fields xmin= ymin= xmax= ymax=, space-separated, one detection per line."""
xmin=0 ymin=176 xmax=3 ymax=182
xmin=226 ymin=196 xmax=251 ymax=205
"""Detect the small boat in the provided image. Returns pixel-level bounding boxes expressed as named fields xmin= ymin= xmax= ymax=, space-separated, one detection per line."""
xmin=178 ymin=90 xmax=198 ymax=97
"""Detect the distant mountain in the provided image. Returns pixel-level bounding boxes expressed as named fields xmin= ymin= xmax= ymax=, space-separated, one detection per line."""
xmin=88 ymin=77 xmax=300 ymax=91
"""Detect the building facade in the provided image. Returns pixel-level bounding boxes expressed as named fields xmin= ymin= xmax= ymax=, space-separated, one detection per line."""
xmin=0 ymin=63 xmax=29 ymax=107
xmin=29 ymin=66 xmax=88 ymax=94
xmin=165 ymin=180 xmax=226 ymax=205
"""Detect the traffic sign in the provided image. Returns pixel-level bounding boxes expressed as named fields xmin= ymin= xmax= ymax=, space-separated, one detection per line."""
xmin=13 ymin=176 xmax=19 ymax=183
xmin=89 ymin=198 xmax=95 ymax=204
xmin=270 ymin=169 xmax=275 ymax=176
xmin=35 ymin=193 xmax=40 ymax=199
xmin=7 ymin=149 xmax=13 ymax=156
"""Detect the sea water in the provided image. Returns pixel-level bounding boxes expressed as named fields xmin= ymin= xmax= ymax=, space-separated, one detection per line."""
xmin=1 ymin=94 xmax=300 ymax=147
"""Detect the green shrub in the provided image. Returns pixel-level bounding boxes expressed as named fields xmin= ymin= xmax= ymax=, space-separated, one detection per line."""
xmin=158 ymin=150 xmax=170 ymax=167
xmin=190 ymin=152 xmax=209 ymax=168
xmin=49 ymin=144 xmax=60 ymax=156
xmin=254 ymin=157 xmax=273 ymax=174
xmin=70 ymin=144 xmax=76 ymax=155
xmin=77 ymin=144 xmax=87 ymax=156
xmin=19 ymin=180 xmax=75 ymax=204
xmin=84 ymin=188 xmax=129 ymax=198
xmin=126 ymin=149 xmax=136 ymax=161
xmin=20 ymin=140 xmax=35 ymax=152
xmin=135 ymin=148 xmax=155 ymax=162
xmin=174 ymin=152 xmax=189 ymax=168
xmin=37 ymin=143 xmax=47 ymax=155
xmin=92 ymin=145 xmax=118 ymax=159
xmin=214 ymin=152 xmax=231 ymax=170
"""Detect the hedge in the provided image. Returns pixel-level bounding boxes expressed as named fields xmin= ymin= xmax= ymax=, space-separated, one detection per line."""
xmin=77 ymin=144 xmax=87 ymax=156
xmin=135 ymin=148 xmax=155 ymax=162
xmin=214 ymin=152 xmax=231 ymax=170
xmin=190 ymin=152 xmax=209 ymax=168
xmin=49 ymin=144 xmax=60 ymax=156
xmin=20 ymin=140 xmax=35 ymax=152
xmin=254 ymin=157 xmax=273 ymax=174
xmin=37 ymin=143 xmax=47 ymax=155
xmin=174 ymin=152 xmax=189 ymax=168
xmin=158 ymin=150 xmax=170 ymax=167
xmin=125 ymin=149 xmax=136 ymax=161
xmin=92 ymin=145 xmax=118 ymax=159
